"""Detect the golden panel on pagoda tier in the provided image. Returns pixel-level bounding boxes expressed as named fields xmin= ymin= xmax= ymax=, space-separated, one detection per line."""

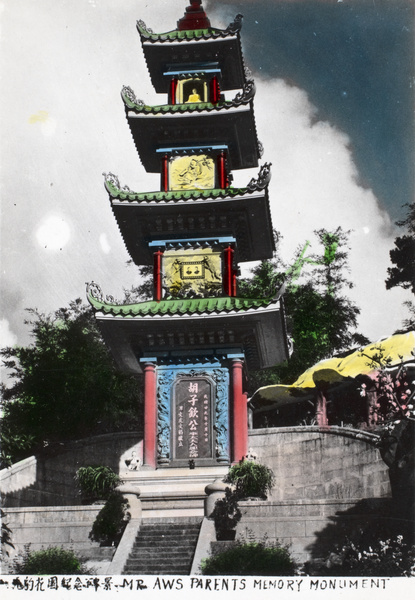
xmin=169 ymin=154 xmax=215 ymax=191
xmin=163 ymin=247 xmax=222 ymax=297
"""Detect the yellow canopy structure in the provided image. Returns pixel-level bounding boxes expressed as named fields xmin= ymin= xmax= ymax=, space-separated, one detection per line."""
xmin=251 ymin=331 xmax=415 ymax=411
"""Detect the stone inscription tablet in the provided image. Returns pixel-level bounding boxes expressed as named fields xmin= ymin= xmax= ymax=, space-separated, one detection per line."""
xmin=174 ymin=377 xmax=213 ymax=460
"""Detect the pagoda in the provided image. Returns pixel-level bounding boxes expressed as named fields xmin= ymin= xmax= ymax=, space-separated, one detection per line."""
xmin=87 ymin=1 xmax=289 ymax=473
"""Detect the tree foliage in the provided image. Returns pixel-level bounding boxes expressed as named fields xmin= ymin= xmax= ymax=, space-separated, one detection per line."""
xmin=89 ymin=492 xmax=130 ymax=546
xmin=239 ymin=227 xmax=368 ymax=388
xmin=211 ymin=487 xmax=242 ymax=540
xmin=224 ymin=459 xmax=275 ymax=500
xmin=123 ymin=264 xmax=153 ymax=303
xmin=74 ymin=466 xmax=122 ymax=501
xmin=385 ymin=202 xmax=415 ymax=295
xmin=309 ymin=534 xmax=415 ymax=577
xmin=14 ymin=546 xmax=92 ymax=575
xmin=359 ymin=346 xmax=415 ymax=426
xmin=200 ymin=540 xmax=297 ymax=576
xmin=1 ymin=299 xmax=142 ymax=467
xmin=124 ymin=228 xmax=367 ymax=388
xmin=358 ymin=346 xmax=415 ymax=521
xmin=1 ymin=508 xmax=14 ymax=558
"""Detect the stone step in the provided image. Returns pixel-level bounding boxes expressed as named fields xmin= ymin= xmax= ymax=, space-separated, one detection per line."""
xmin=133 ymin=533 xmax=198 ymax=543
xmin=137 ymin=524 xmax=201 ymax=532
xmin=126 ymin=558 xmax=193 ymax=568
xmin=122 ymin=518 xmax=201 ymax=575
xmin=125 ymin=560 xmax=192 ymax=574
xmin=133 ymin=540 xmax=196 ymax=547
xmin=140 ymin=523 xmax=201 ymax=529
xmin=130 ymin=544 xmax=195 ymax=554
xmin=143 ymin=517 xmax=203 ymax=524
xmin=127 ymin=551 xmax=194 ymax=563
xmin=127 ymin=552 xmax=193 ymax=561
xmin=135 ymin=531 xmax=199 ymax=544
xmin=133 ymin=535 xmax=197 ymax=543
xmin=133 ymin=529 xmax=199 ymax=539
xmin=135 ymin=531 xmax=200 ymax=539
xmin=124 ymin=567 xmax=190 ymax=575
xmin=129 ymin=546 xmax=195 ymax=555
xmin=125 ymin=562 xmax=192 ymax=571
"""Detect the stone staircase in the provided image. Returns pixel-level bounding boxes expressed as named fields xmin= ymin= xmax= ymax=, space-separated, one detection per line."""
xmin=123 ymin=517 xmax=202 ymax=575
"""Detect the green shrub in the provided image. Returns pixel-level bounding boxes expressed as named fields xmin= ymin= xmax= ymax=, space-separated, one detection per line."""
xmin=308 ymin=535 xmax=415 ymax=577
xmin=89 ymin=492 xmax=129 ymax=546
xmin=14 ymin=546 xmax=91 ymax=575
xmin=225 ymin=459 xmax=275 ymax=499
xmin=211 ymin=488 xmax=242 ymax=540
xmin=1 ymin=508 xmax=14 ymax=557
xmin=200 ymin=541 xmax=297 ymax=575
xmin=74 ymin=465 xmax=121 ymax=501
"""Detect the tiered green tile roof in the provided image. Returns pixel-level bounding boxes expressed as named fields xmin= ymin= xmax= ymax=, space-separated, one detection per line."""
xmin=122 ymin=98 xmax=236 ymax=114
xmin=87 ymin=292 xmax=278 ymax=318
xmin=105 ymin=180 xmax=254 ymax=203
xmin=137 ymin=22 xmax=239 ymax=43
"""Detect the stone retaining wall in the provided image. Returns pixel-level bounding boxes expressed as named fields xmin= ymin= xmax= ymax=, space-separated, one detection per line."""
xmin=1 ymin=505 xmax=115 ymax=574
xmin=1 ymin=426 xmax=394 ymax=572
xmin=234 ymin=497 xmax=395 ymax=564
xmin=248 ymin=426 xmax=391 ymax=501
xmin=1 ymin=432 xmax=143 ymax=507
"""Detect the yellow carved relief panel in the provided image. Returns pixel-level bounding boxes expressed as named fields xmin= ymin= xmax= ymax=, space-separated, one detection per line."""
xmin=169 ymin=154 xmax=215 ymax=191
xmin=163 ymin=247 xmax=222 ymax=297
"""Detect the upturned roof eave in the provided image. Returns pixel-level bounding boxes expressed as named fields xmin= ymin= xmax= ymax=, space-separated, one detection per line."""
xmin=87 ymin=289 xmax=283 ymax=319
xmin=104 ymin=181 xmax=261 ymax=203
xmin=136 ymin=14 xmax=242 ymax=44
xmin=95 ymin=302 xmax=281 ymax=320
xmin=136 ymin=14 xmax=247 ymax=94
xmin=124 ymin=108 xmax=260 ymax=173
xmin=101 ymin=166 xmax=274 ymax=265
xmin=139 ymin=37 xmax=246 ymax=93
xmin=137 ymin=24 xmax=238 ymax=44
xmin=120 ymin=78 xmax=259 ymax=171
xmin=109 ymin=197 xmax=274 ymax=266
xmin=86 ymin=285 xmax=289 ymax=373
xmin=121 ymin=95 xmax=252 ymax=116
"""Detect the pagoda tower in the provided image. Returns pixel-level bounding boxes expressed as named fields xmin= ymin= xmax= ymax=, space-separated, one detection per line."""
xmin=87 ymin=1 xmax=289 ymax=472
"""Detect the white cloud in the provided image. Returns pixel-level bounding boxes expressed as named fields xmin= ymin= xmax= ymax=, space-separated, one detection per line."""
xmin=246 ymin=78 xmax=410 ymax=340
xmin=0 ymin=319 xmax=17 ymax=348
xmin=99 ymin=233 xmax=111 ymax=254
xmin=35 ymin=214 xmax=71 ymax=251
xmin=1 ymin=0 xmax=411 ymax=348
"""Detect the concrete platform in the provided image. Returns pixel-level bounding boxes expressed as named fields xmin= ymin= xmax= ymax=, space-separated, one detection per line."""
xmin=122 ymin=466 xmax=228 ymax=518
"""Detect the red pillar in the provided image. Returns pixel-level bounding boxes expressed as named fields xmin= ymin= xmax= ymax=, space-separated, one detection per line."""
xmin=161 ymin=154 xmax=169 ymax=192
xmin=153 ymin=249 xmax=163 ymax=302
xmin=210 ymin=75 xmax=220 ymax=104
xmin=315 ymin=389 xmax=328 ymax=427
xmin=169 ymin=78 xmax=177 ymax=105
xmin=217 ymin=151 xmax=226 ymax=189
xmin=232 ymin=268 xmax=237 ymax=297
xmin=231 ymin=358 xmax=248 ymax=463
xmin=367 ymin=387 xmax=378 ymax=429
xmin=224 ymin=245 xmax=234 ymax=296
xmin=143 ymin=362 xmax=157 ymax=468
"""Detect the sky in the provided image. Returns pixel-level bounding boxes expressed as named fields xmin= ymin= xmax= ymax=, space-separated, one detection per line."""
xmin=0 ymin=0 xmax=414 ymax=356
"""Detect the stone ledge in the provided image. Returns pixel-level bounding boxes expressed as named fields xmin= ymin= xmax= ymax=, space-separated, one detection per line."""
xmin=238 ymin=498 xmax=375 ymax=507
xmin=249 ymin=425 xmax=380 ymax=445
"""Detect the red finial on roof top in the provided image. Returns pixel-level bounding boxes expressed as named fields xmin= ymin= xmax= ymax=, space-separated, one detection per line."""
xmin=177 ymin=0 xmax=211 ymax=31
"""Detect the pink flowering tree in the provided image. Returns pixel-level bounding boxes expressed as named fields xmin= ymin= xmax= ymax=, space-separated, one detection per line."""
xmin=359 ymin=345 xmax=415 ymax=521
xmin=359 ymin=347 xmax=415 ymax=426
